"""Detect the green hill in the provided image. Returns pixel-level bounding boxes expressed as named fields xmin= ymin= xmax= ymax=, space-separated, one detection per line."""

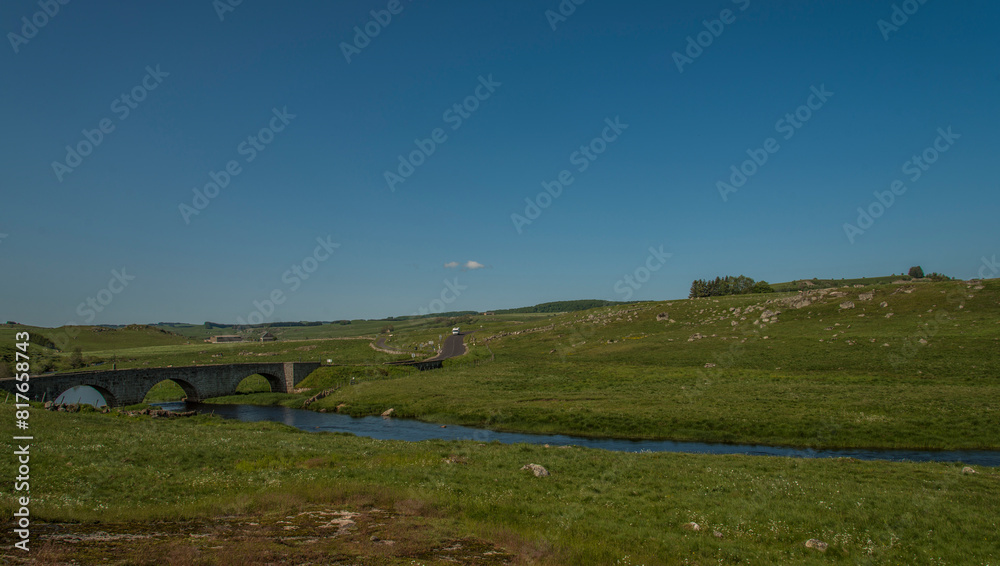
xmin=771 ymin=274 xmax=910 ymax=292
xmin=494 ymin=299 xmax=640 ymax=314
xmin=317 ymin=277 xmax=1000 ymax=450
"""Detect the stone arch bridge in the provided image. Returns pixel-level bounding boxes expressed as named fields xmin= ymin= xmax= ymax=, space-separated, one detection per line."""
xmin=0 ymin=362 xmax=321 ymax=408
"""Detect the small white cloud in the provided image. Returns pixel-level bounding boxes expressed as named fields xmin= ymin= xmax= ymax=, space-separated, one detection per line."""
xmin=464 ymin=261 xmax=485 ymax=270
xmin=443 ymin=261 xmax=460 ymax=269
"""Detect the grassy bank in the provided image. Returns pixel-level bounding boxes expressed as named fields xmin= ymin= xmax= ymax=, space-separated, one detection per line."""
xmin=297 ymin=280 xmax=1000 ymax=451
xmin=1 ymin=404 xmax=997 ymax=565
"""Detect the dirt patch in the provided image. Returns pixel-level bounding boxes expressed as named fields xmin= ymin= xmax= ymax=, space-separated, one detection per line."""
xmin=1 ymin=506 xmax=514 ymax=565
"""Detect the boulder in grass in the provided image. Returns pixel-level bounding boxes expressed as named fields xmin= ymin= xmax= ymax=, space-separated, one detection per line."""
xmin=805 ymin=539 xmax=828 ymax=552
xmin=520 ymin=464 xmax=549 ymax=477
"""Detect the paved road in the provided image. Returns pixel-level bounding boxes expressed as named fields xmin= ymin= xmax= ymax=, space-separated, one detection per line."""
xmin=372 ymin=336 xmax=408 ymax=354
xmin=426 ymin=332 xmax=468 ymax=361
xmin=376 ymin=332 xmax=468 ymax=365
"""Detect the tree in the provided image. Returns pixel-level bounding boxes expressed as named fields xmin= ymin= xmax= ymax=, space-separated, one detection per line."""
xmin=908 ymin=266 xmax=925 ymax=279
xmin=68 ymin=347 xmax=84 ymax=369
xmin=752 ymin=281 xmax=775 ymax=294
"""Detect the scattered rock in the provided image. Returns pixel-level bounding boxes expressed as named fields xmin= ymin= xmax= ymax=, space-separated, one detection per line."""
xmin=381 ymin=408 xmax=395 ymax=418
xmin=682 ymin=522 xmax=701 ymax=532
xmin=840 ymin=301 xmax=855 ymax=310
xmin=805 ymin=539 xmax=829 ymax=552
xmin=704 ymin=363 xmax=716 ymax=368
xmin=713 ymin=531 xmax=724 ymax=539
xmin=520 ymin=464 xmax=549 ymax=477
xmin=656 ymin=312 xmax=670 ymax=321
xmin=688 ymin=333 xmax=705 ymax=342
xmin=858 ymin=292 xmax=875 ymax=301
xmin=880 ymin=301 xmax=889 ymax=308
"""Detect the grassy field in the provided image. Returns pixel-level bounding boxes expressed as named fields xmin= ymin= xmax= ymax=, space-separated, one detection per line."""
xmin=3 ymin=278 xmax=998 ymax=563
xmin=15 ymin=278 xmax=998 ymax=451
xmin=282 ymin=279 xmax=1000 ymax=450
xmin=1 ymin=403 xmax=997 ymax=565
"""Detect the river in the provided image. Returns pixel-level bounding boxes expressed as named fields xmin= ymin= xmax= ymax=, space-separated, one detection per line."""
xmin=151 ymin=401 xmax=1000 ymax=467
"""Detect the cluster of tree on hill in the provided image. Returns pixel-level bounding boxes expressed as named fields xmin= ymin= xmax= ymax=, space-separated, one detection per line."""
xmin=908 ymin=266 xmax=951 ymax=281
xmin=689 ymin=276 xmax=774 ymax=298
xmin=495 ymin=300 xmax=637 ymax=314
xmin=387 ymin=311 xmax=478 ymax=321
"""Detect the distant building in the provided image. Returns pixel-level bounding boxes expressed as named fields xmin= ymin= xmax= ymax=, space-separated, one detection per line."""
xmin=482 ymin=311 xmax=495 ymax=316
xmin=209 ymin=335 xmax=243 ymax=343
xmin=260 ymin=331 xmax=276 ymax=342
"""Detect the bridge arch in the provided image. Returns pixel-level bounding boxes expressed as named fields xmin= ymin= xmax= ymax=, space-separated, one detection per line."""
xmin=229 ymin=372 xmax=283 ymax=395
xmin=253 ymin=372 xmax=283 ymax=392
xmin=55 ymin=384 xmax=118 ymax=408
xmin=143 ymin=378 xmax=201 ymax=404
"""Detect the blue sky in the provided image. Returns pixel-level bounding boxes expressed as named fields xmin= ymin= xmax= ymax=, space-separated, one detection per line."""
xmin=1 ymin=0 xmax=997 ymax=326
